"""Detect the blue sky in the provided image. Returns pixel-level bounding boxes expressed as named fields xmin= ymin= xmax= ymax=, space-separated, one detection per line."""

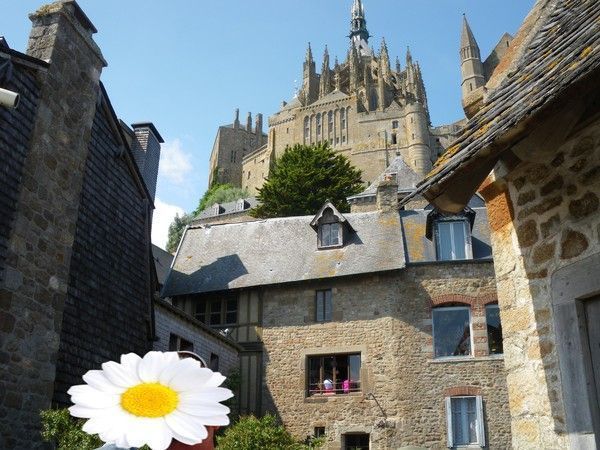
xmin=1 ymin=0 xmax=534 ymax=248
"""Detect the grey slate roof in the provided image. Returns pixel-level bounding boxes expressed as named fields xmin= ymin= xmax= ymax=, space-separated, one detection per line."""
xmin=402 ymin=0 xmax=600 ymax=211
xmin=162 ymin=211 xmax=405 ymax=297
xmin=152 ymin=244 xmax=174 ymax=286
xmin=193 ymin=197 xmax=258 ymax=221
xmin=349 ymin=156 xmax=421 ymax=200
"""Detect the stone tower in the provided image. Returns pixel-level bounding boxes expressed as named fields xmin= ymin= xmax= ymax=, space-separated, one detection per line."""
xmin=460 ymin=15 xmax=485 ymax=102
xmin=301 ymin=43 xmax=319 ymax=105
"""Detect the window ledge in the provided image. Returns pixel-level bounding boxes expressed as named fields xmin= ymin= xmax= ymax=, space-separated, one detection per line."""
xmin=429 ymin=355 xmax=504 ymax=364
xmin=304 ymin=392 xmax=363 ymax=403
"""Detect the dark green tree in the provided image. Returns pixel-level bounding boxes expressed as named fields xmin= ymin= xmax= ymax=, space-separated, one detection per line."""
xmin=165 ymin=212 xmax=193 ymax=254
xmin=251 ymin=143 xmax=363 ymax=218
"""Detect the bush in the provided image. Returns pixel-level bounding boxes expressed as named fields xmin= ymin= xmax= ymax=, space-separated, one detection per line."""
xmin=40 ymin=408 xmax=102 ymax=450
xmin=216 ymin=414 xmax=323 ymax=450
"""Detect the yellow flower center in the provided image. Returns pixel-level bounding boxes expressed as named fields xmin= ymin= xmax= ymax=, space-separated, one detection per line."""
xmin=120 ymin=383 xmax=179 ymax=418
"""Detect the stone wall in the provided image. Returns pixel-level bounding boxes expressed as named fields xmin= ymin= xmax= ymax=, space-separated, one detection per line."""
xmin=479 ymin=119 xmax=600 ymax=449
xmin=0 ymin=3 xmax=106 ymax=447
xmin=53 ymin=97 xmax=153 ymax=405
xmin=260 ymin=263 xmax=511 ymax=449
xmin=154 ymin=300 xmax=239 ymax=377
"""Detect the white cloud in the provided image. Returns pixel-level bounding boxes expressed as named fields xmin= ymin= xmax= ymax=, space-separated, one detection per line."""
xmin=159 ymin=139 xmax=193 ymax=185
xmin=152 ymin=198 xmax=185 ymax=251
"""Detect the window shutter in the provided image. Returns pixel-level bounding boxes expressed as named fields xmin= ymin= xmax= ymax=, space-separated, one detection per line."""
xmin=464 ymin=221 xmax=473 ymax=259
xmin=476 ymin=395 xmax=486 ymax=447
xmin=445 ymin=397 xmax=453 ymax=448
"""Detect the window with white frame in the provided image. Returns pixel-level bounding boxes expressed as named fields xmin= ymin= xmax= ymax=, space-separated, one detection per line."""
xmin=435 ymin=220 xmax=472 ymax=261
xmin=319 ymin=222 xmax=342 ymax=248
xmin=315 ymin=289 xmax=333 ymax=322
xmin=433 ymin=306 xmax=472 ymax=358
xmin=445 ymin=396 xmax=485 ymax=447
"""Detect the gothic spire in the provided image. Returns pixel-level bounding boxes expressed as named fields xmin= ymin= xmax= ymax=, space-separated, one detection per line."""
xmin=460 ymin=14 xmax=480 ymax=53
xmin=406 ymin=46 xmax=413 ymax=65
xmin=350 ymin=0 xmax=371 ymax=56
xmin=380 ymin=37 xmax=390 ymax=76
xmin=395 ymin=56 xmax=401 ymax=73
xmin=305 ymin=42 xmax=313 ymax=63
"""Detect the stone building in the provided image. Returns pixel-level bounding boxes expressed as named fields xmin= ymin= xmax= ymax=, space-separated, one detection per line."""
xmin=404 ymin=0 xmax=600 ymax=448
xmin=208 ymin=109 xmax=267 ymax=187
xmin=0 ymin=1 xmax=239 ymax=448
xmin=161 ymin=179 xmax=512 ymax=448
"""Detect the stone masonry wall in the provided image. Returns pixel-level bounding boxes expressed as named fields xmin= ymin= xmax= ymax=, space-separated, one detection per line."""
xmin=53 ymin=100 xmax=152 ymax=405
xmin=479 ymin=119 xmax=600 ymax=449
xmin=0 ymin=3 xmax=106 ymax=447
xmin=0 ymin=58 xmax=39 ymax=283
xmin=261 ymin=263 xmax=511 ymax=449
xmin=154 ymin=300 xmax=239 ymax=377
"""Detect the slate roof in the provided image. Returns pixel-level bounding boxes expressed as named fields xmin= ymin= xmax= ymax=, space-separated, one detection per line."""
xmin=193 ymin=197 xmax=258 ymax=221
xmin=349 ymin=156 xmax=421 ymax=201
xmin=152 ymin=244 xmax=174 ymax=286
xmin=162 ymin=210 xmax=405 ymax=297
xmin=401 ymin=0 xmax=600 ymax=211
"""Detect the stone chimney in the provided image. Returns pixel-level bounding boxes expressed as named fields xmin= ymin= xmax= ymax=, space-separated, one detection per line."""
xmin=255 ymin=113 xmax=263 ymax=145
xmin=233 ymin=108 xmax=240 ymax=130
xmin=376 ymin=175 xmax=399 ymax=212
xmin=131 ymin=122 xmax=164 ymax=202
xmin=246 ymin=111 xmax=252 ymax=132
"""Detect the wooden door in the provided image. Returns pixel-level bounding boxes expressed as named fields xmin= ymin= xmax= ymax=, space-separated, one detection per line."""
xmin=584 ymin=296 xmax=600 ymax=445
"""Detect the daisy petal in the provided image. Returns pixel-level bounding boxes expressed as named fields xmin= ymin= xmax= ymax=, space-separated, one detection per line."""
xmin=204 ymin=372 xmax=226 ymax=388
xmin=124 ymin=417 xmax=157 ymax=448
xmin=144 ymin=418 xmax=174 ymax=450
xmin=68 ymin=385 xmax=120 ymax=409
xmin=190 ymin=387 xmax=234 ymax=403
xmin=138 ymin=351 xmax=167 ymax=383
xmin=187 ymin=414 xmax=229 ymax=426
xmin=102 ymin=361 xmax=140 ymax=387
xmin=120 ymin=353 xmax=142 ymax=371
xmin=170 ymin=367 xmax=215 ymax=392
xmin=69 ymin=404 xmax=121 ymax=419
xmin=82 ymin=370 xmax=125 ymax=394
xmin=165 ymin=410 xmax=208 ymax=443
xmin=158 ymin=358 xmax=198 ymax=386
xmin=171 ymin=430 xmax=199 ymax=446
xmin=178 ymin=397 xmax=230 ymax=416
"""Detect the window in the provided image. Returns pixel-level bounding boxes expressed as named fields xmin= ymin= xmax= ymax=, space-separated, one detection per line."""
xmin=304 ymin=116 xmax=310 ymax=142
xmin=169 ymin=333 xmax=193 ymax=352
xmin=340 ymin=108 xmax=346 ymax=130
xmin=209 ymin=353 xmax=219 ymax=371
xmin=316 ymin=113 xmax=322 ymax=136
xmin=344 ymin=433 xmax=369 ymax=450
xmin=319 ymin=223 xmax=341 ymax=248
xmin=195 ymin=297 xmax=238 ymax=326
xmin=392 ymin=120 xmax=398 ymax=129
xmin=435 ymin=220 xmax=472 ymax=261
xmin=391 ymin=133 xmax=397 ymax=145
xmin=486 ymin=304 xmax=503 ymax=355
xmin=316 ymin=289 xmax=333 ymax=322
xmin=314 ymin=427 xmax=326 ymax=438
xmin=433 ymin=306 xmax=472 ymax=358
xmin=328 ymin=111 xmax=334 ymax=136
xmin=307 ymin=354 xmax=361 ymax=396
xmin=445 ymin=396 xmax=485 ymax=447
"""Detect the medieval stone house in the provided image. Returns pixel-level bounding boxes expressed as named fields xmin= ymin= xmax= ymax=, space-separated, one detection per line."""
xmin=404 ymin=0 xmax=600 ymax=448
xmin=162 ymin=179 xmax=512 ymax=448
xmin=0 ymin=2 xmax=239 ymax=448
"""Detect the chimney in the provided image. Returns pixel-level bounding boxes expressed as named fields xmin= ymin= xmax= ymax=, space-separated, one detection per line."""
xmin=246 ymin=111 xmax=252 ymax=132
xmin=255 ymin=113 xmax=263 ymax=144
xmin=376 ymin=175 xmax=398 ymax=212
xmin=233 ymin=108 xmax=240 ymax=130
xmin=131 ymin=122 xmax=164 ymax=202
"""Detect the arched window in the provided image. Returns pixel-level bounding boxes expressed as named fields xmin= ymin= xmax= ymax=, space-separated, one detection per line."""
xmin=316 ymin=113 xmax=322 ymax=136
xmin=304 ymin=116 xmax=310 ymax=142
xmin=340 ymin=108 xmax=346 ymax=130
xmin=328 ymin=111 xmax=334 ymax=137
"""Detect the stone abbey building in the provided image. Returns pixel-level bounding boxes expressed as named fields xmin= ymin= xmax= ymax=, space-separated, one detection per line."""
xmin=208 ymin=0 xmax=513 ymax=197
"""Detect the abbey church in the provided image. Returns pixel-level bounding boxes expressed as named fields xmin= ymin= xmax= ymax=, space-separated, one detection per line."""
xmin=209 ymin=0 xmax=513 ymax=196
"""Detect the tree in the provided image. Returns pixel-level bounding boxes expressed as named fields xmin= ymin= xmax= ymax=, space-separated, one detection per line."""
xmin=251 ymin=143 xmax=363 ymax=218
xmin=194 ymin=183 xmax=249 ymax=216
xmin=165 ymin=212 xmax=193 ymax=254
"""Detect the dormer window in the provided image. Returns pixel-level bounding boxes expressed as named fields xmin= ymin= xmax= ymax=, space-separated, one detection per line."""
xmin=426 ymin=208 xmax=475 ymax=261
xmin=310 ymin=202 xmax=354 ymax=250
xmin=236 ymin=198 xmax=248 ymax=212
xmin=211 ymin=203 xmax=224 ymax=216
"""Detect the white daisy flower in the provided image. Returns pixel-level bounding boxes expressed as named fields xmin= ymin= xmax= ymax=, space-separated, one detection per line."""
xmin=68 ymin=351 xmax=233 ymax=450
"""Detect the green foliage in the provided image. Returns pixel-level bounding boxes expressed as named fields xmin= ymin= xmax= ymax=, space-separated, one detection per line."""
xmin=194 ymin=183 xmax=249 ymax=216
xmin=222 ymin=368 xmax=241 ymax=421
xmin=251 ymin=143 xmax=363 ymax=218
xmin=41 ymin=408 xmax=152 ymax=450
xmin=165 ymin=212 xmax=193 ymax=254
xmin=40 ymin=408 xmax=102 ymax=450
xmin=216 ymin=414 xmax=323 ymax=450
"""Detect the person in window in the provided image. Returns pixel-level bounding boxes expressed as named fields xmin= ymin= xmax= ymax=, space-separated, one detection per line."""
xmin=323 ymin=378 xmax=334 ymax=394
xmin=342 ymin=379 xmax=350 ymax=394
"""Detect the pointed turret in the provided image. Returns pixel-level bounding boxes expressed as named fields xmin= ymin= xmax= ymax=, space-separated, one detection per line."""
xmin=319 ymin=46 xmax=332 ymax=98
xmin=349 ymin=44 xmax=361 ymax=91
xmin=395 ymin=56 xmax=401 ymax=74
xmin=380 ymin=38 xmax=390 ymax=79
xmin=406 ymin=46 xmax=413 ymax=66
xmin=350 ymin=0 xmax=372 ymax=56
xmin=460 ymin=14 xmax=485 ymax=102
xmin=302 ymin=42 xmax=318 ymax=104
xmin=377 ymin=58 xmax=386 ymax=111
